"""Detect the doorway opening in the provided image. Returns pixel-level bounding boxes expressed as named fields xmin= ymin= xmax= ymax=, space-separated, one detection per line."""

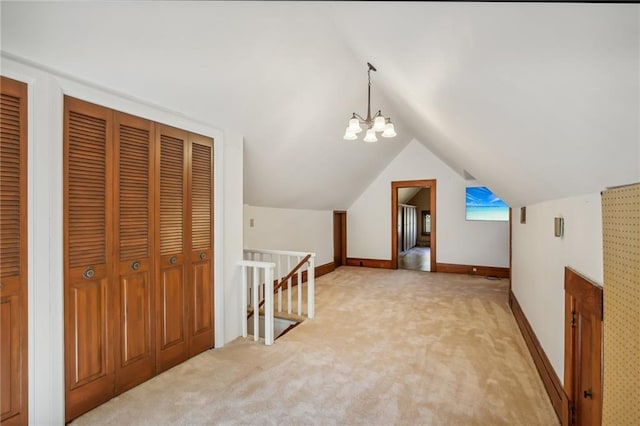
xmin=333 ymin=211 xmax=347 ymax=268
xmin=392 ymin=180 xmax=436 ymax=272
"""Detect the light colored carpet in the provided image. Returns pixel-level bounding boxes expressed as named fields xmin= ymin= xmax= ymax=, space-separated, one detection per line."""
xmin=73 ymin=267 xmax=558 ymax=425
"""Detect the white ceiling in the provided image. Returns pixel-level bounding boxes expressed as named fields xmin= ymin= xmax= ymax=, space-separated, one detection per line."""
xmin=2 ymin=2 xmax=638 ymax=209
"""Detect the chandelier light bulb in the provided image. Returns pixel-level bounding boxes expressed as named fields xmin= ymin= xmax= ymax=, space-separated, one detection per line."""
xmin=382 ymin=122 xmax=397 ymax=138
xmin=363 ymin=128 xmax=378 ymax=143
xmin=373 ymin=116 xmax=386 ymax=132
xmin=343 ymin=129 xmax=358 ymax=140
xmin=348 ymin=118 xmax=363 ymax=133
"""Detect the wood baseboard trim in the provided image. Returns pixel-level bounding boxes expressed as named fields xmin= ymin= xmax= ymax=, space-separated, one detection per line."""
xmin=289 ymin=262 xmax=335 ymax=287
xmin=314 ymin=262 xmax=335 ymax=278
xmin=509 ymin=290 xmax=564 ymax=422
xmin=436 ymin=263 xmax=510 ymax=278
xmin=346 ymin=258 xmax=393 ymax=269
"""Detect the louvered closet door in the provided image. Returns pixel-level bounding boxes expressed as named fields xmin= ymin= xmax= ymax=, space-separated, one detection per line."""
xmin=0 ymin=76 xmax=28 ymax=425
xmin=188 ymin=134 xmax=214 ymax=356
xmin=113 ymin=112 xmax=155 ymax=393
xmin=64 ymin=97 xmax=114 ymax=421
xmin=155 ymin=124 xmax=189 ymax=372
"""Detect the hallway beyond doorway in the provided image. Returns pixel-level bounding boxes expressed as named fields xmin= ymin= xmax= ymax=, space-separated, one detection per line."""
xmin=398 ymin=246 xmax=431 ymax=272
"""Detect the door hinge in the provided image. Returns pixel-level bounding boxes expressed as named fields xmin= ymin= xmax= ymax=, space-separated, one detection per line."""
xmin=570 ymin=403 xmax=576 ymax=425
xmin=570 ymin=310 xmax=577 ymax=328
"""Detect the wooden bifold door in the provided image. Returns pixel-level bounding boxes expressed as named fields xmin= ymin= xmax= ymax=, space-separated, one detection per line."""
xmin=64 ymin=98 xmax=214 ymax=421
xmin=154 ymin=125 xmax=214 ymax=372
xmin=0 ymin=76 xmax=28 ymax=424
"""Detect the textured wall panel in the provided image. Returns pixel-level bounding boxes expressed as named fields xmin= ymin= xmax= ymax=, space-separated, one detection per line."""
xmin=601 ymin=183 xmax=640 ymax=426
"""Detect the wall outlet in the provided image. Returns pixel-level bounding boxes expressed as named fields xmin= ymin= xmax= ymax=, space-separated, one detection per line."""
xmin=472 ymin=267 xmax=477 ymax=272
xmin=250 ymin=218 xmax=254 ymax=227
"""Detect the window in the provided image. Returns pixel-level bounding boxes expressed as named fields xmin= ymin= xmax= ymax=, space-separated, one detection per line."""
xmin=465 ymin=186 xmax=509 ymax=221
xmin=421 ymin=210 xmax=431 ymax=235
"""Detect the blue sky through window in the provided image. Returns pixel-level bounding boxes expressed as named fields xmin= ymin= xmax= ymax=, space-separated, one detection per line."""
xmin=465 ymin=187 xmax=509 ymax=221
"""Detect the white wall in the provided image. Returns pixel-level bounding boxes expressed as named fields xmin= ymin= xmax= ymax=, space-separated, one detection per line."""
xmin=348 ymin=139 xmax=510 ymax=267
xmin=1 ymin=54 xmax=244 ymax=424
xmin=244 ymin=205 xmax=333 ymax=266
xmin=511 ymin=192 xmax=603 ymax=383
xmin=221 ymin=131 xmax=244 ymax=346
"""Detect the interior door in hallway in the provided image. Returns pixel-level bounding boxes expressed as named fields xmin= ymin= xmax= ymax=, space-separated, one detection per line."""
xmin=564 ymin=267 xmax=603 ymax=426
xmin=333 ymin=211 xmax=346 ymax=267
xmin=0 ymin=76 xmax=28 ymax=425
xmin=391 ymin=180 xmax=437 ymax=272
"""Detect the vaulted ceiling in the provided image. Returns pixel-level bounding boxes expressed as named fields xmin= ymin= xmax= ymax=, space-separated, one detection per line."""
xmin=2 ymin=2 xmax=638 ymax=209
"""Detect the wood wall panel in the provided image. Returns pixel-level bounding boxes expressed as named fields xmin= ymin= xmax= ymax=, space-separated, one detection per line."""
xmin=0 ymin=76 xmax=28 ymax=424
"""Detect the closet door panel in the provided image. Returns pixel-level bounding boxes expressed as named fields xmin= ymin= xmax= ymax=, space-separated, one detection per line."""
xmin=189 ymin=136 xmax=213 ymax=356
xmin=120 ymin=271 xmax=151 ymax=361
xmin=113 ymin=112 xmax=155 ymax=394
xmin=160 ymin=259 xmax=186 ymax=346
xmin=64 ymin=97 xmax=114 ymax=421
xmin=0 ymin=295 xmax=19 ymax=422
xmin=156 ymin=125 xmax=189 ymax=372
xmin=0 ymin=76 xmax=27 ymax=425
xmin=68 ymin=272 xmax=109 ymax=385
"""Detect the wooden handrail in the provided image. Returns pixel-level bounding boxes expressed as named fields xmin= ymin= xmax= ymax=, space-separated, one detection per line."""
xmin=248 ymin=254 xmax=311 ymax=319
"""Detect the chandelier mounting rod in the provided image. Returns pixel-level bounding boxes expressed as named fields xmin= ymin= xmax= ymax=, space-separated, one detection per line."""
xmin=366 ymin=62 xmax=376 ymax=123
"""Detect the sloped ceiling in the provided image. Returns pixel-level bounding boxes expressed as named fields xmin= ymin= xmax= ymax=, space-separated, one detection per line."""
xmin=2 ymin=2 xmax=638 ymax=209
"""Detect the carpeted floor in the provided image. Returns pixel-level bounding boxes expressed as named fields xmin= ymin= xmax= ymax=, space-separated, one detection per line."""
xmin=73 ymin=267 xmax=559 ymax=425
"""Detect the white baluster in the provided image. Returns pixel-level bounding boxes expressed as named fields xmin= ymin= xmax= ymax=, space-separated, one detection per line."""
xmin=253 ymin=266 xmax=259 ymax=341
xmin=264 ymin=266 xmax=274 ymax=346
xmin=308 ymin=256 xmax=315 ymax=319
xmin=297 ymin=256 xmax=302 ymax=316
xmin=242 ymin=265 xmax=247 ymax=338
xmin=277 ymin=255 xmax=282 ymax=313
xmin=287 ymin=256 xmax=292 ymax=314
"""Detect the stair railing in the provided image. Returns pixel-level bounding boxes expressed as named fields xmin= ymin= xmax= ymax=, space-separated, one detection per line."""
xmin=248 ymin=254 xmax=311 ymax=316
xmin=238 ymin=259 xmax=275 ymax=345
xmin=244 ymin=248 xmax=316 ymax=319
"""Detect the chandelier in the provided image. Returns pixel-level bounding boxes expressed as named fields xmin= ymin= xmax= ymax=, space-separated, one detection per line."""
xmin=343 ymin=62 xmax=397 ymax=142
